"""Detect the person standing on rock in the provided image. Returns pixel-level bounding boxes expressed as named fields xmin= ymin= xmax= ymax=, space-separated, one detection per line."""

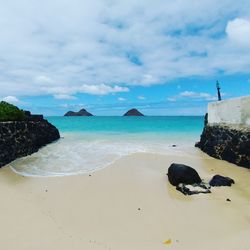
xmin=216 ymin=80 xmax=222 ymax=101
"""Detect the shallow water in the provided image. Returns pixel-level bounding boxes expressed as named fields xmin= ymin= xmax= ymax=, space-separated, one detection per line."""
xmin=10 ymin=116 xmax=204 ymax=176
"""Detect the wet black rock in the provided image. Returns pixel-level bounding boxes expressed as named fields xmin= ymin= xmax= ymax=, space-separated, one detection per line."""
xmin=0 ymin=118 xmax=60 ymax=168
xmin=64 ymin=108 xmax=93 ymax=116
xmin=209 ymin=175 xmax=235 ymax=187
xmin=167 ymin=163 xmax=202 ymax=186
xmin=123 ymin=109 xmax=144 ymax=116
xmin=196 ymin=114 xmax=250 ymax=169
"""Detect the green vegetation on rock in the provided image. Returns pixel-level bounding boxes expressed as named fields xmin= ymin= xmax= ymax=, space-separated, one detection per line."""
xmin=0 ymin=101 xmax=25 ymax=121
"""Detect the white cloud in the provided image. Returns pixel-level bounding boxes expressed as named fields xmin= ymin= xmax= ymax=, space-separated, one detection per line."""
xmin=54 ymin=94 xmax=77 ymax=100
xmin=180 ymin=91 xmax=217 ymax=101
xmin=180 ymin=91 xmax=198 ymax=97
xmin=35 ymin=75 xmax=53 ymax=83
xmin=118 ymin=97 xmax=126 ymax=101
xmin=138 ymin=96 xmax=146 ymax=100
xmin=226 ymin=18 xmax=250 ymax=47
xmin=60 ymin=103 xmax=86 ymax=109
xmin=0 ymin=0 xmax=250 ymax=98
xmin=42 ymin=84 xmax=129 ymax=96
xmin=79 ymin=84 xmax=129 ymax=95
xmin=60 ymin=104 xmax=70 ymax=108
xmin=167 ymin=97 xmax=177 ymax=102
xmin=1 ymin=96 xmax=20 ymax=104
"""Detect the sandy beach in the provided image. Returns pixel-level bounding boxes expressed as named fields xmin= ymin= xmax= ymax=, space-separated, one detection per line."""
xmin=0 ymin=149 xmax=249 ymax=250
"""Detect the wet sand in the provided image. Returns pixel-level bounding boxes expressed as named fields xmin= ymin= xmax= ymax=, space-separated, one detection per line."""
xmin=0 ymin=150 xmax=250 ymax=250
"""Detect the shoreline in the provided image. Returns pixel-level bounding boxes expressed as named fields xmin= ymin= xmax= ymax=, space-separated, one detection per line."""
xmin=8 ymin=144 xmax=207 ymax=177
xmin=0 ymin=151 xmax=250 ymax=249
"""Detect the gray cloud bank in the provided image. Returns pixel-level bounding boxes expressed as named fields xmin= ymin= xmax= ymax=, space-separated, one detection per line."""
xmin=0 ymin=0 xmax=250 ymax=98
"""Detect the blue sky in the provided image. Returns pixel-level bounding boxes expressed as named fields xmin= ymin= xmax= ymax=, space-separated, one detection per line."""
xmin=0 ymin=0 xmax=250 ymax=116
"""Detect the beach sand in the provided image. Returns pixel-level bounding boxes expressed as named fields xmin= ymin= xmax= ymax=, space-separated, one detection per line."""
xmin=0 ymin=149 xmax=250 ymax=250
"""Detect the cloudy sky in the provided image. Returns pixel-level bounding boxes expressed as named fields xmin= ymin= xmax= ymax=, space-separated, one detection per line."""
xmin=1 ymin=0 xmax=250 ymax=115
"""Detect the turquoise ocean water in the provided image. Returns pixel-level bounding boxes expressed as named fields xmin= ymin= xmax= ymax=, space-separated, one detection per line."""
xmin=10 ymin=116 xmax=204 ymax=176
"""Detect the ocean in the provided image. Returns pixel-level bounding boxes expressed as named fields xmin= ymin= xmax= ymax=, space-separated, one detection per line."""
xmin=10 ymin=116 xmax=204 ymax=176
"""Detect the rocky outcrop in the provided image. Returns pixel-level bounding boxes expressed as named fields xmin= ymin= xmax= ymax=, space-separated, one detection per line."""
xmin=209 ymin=175 xmax=235 ymax=187
xmin=167 ymin=163 xmax=202 ymax=186
xmin=123 ymin=109 xmax=144 ymax=116
xmin=167 ymin=163 xmax=211 ymax=195
xmin=167 ymin=163 xmax=235 ymax=195
xmin=23 ymin=111 xmax=44 ymax=121
xmin=196 ymin=121 xmax=250 ymax=169
xmin=0 ymin=118 xmax=60 ymax=168
xmin=64 ymin=108 xmax=93 ymax=116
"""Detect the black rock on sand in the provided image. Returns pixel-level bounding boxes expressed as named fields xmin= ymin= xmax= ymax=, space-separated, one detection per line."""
xmin=167 ymin=163 xmax=210 ymax=195
xmin=167 ymin=163 xmax=235 ymax=195
xmin=209 ymin=175 xmax=235 ymax=187
xmin=167 ymin=163 xmax=202 ymax=186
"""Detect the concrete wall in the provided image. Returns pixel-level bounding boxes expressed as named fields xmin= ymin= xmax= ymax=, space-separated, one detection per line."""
xmin=208 ymin=96 xmax=250 ymax=127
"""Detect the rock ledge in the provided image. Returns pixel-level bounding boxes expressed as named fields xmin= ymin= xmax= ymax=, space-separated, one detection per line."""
xmin=0 ymin=116 xmax=60 ymax=167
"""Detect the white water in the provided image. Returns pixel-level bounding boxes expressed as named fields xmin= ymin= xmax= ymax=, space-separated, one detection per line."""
xmin=10 ymin=132 xmax=199 ymax=177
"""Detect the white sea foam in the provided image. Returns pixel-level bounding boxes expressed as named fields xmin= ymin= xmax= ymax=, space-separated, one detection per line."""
xmin=9 ymin=132 xmax=200 ymax=177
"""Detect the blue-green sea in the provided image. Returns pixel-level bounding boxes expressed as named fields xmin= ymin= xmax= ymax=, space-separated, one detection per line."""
xmin=10 ymin=116 xmax=204 ymax=177
xmin=47 ymin=116 xmax=203 ymax=134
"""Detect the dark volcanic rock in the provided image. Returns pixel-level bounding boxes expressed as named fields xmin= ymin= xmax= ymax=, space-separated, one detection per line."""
xmin=123 ymin=109 xmax=144 ymax=116
xmin=24 ymin=111 xmax=44 ymax=121
xmin=64 ymin=108 xmax=93 ymax=116
xmin=0 ymin=119 xmax=60 ymax=168
xmin=209 ymin=175 xmax=235 ymax=187
xmin=196 ymin=116 xmax=250 ymax=168
xmin=167 ymin=163 xmax=202 ymax=186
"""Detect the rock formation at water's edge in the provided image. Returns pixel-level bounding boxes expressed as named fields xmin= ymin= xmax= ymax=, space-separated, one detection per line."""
xmin=196 ymin=114 xmax=250 ymax=169
xmin=0 ymin=107 xmax=60 ymax=168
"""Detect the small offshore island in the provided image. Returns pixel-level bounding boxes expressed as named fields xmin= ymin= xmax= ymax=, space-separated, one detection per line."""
xmin=63 ymin=108 xmax=144 ymax=117
xmin=64 ymin=108 xmax=93 ymax=116
xmin=123 ymin=108 xmax=144 ymax=116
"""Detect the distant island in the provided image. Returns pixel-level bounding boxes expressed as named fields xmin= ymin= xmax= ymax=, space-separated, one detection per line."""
xmin=64 ymin=108 xmax=93 ymax=116
xmin=123 ymin=109 xmax=144 ymax=116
